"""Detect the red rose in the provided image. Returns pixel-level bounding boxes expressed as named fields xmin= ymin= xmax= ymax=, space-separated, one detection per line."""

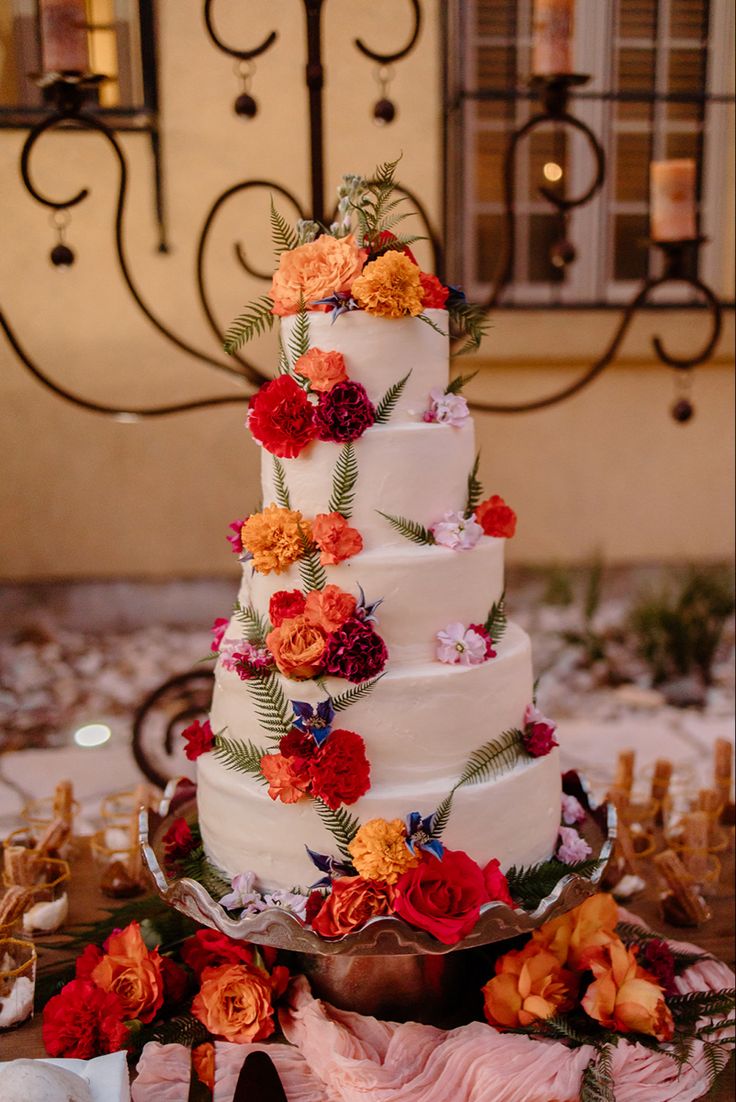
xmin=75 ymin=943 xmax=104 ymax=981
xmin=181 ymin=718 xmax=214 ymax=761
xmin=42 ymin=979 xmax=129 ymax=1059
xmin=269 ymin=589 xmax=307 ymax=627
xmin=247 ymin=375 xmax=316 ymax=458
xmin=394 ymin=848 xmax=489 ymax=945
xmin=305 ymin=890 xmax=326 ymax=926
xmin=180 ymin=929 xmax=257 ymax=981
xmin=160 ymin=955 xmax=190 ymax=1007
xmin=475 ymin=495 xmax=517 ymax=539
xmin=162 ymin=816 xmax=195 ymax=863
xmin=483 ymin=858 xmax=514 ymax=907
xmin=308 ymin=729 xmax=371 ymax=809
xmin=419 ymin=272 xmax=449 ymax=309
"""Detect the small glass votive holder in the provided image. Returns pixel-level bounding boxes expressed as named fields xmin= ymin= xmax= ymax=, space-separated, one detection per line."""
xmin=90 ymin=830 xmax=145 ymax=899
xmin=3 ymin=858 xmax=71 ymax=935
xmin=99 ymin=788 xmax=146 ymax=826
xmin=21 ymin=795 xmax=80 ymax=833
xmin=0 ymin=938 xmax=37 ymax=1030
xmin=671 ymin=848 xmax=722 ymax=897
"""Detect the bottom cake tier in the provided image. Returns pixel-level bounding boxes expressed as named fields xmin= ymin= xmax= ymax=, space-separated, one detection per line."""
xmin=197 ymin=748 xmax=562 ymax=892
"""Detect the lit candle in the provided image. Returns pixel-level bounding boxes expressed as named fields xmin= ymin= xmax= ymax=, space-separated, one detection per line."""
xmin=39 ymin=0 xmax=89 ymax=75
xmin=532 ymin=0 xmax=574 ymax=77
xmin=650 ymin=159 xmax=697 ymax=242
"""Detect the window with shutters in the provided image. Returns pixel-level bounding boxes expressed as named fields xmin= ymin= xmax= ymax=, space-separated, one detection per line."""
xmin=444 ymin=0 xmax=735 ymax=306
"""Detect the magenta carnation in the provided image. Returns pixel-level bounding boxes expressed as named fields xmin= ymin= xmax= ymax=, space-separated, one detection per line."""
xmin=210 ymin=617 xmax=228 ymax=653
xmin=226 ymin=518 xmax=247 ymax=555
xmin=641 ymin=939 xmax=678 ymax=996
xmin=313 ymin=380 xmax=376 ymax=443
xmin=322 ymin=618 xmax=388 ymax=683
xmin=468 ymin=623 xmax=496 ymax=660
xmin=522 ymin=703 xmax=558 ymax=757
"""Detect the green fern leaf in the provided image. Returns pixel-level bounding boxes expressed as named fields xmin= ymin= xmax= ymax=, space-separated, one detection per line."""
xmin=213 ymin=734 xmax=268 ymax=780
xmin=580 ymin=1045 xmax=616 ymax=1102
xmin=246 ymin=672 xmax=292 ymax=737
xmin=456 ymin=728 xmax=526 ymax=787
xmin=270 ymin=195 xmax=298 ymax=257
xmin=417 ymin=312 xmax=449 ymax=338
xmin=446 ymin=370 xmax=479 ymax=396
xmin=376 ymin=511 xmax=434 ymax=546
xmin=272 ymin=456 xmax=292 ymax=509
xmin=448 ymin=298 xmax=491 ymax=357
xmin=224 ymin=295 xmax=275 ymax=354
xmin=327 ymin=443 xmax=358 ymax=519
xmin=465 ymin=452 xmax=483 ymax=517
xmin=484 ymin=591 xmax=507 ymax=642
xmin=374 ymin=370 xmax=412 ymax=425
xmin=430 ymin=792 xmax=454 ymax=838
xmin=288 ymin=299 xmax=310 ymax=364
xmin=506 ymin=857 xmax=600 ymax=910
xmin=179 ymin=845 xmax=233 ymax=900
xmin=299 ymin=548 xmax=327 ymax=593
xmin=234 ymin=601 xmax=270 ymax=645
xmin=315 ymin=800 xmax=361 ymax=861
xmin=668 ymin=990 xmax=736 ymax=1026
xmin=542 ymin=1015 xmax=593 ymax=1048
xmin=703 ymin=1041 xmax=733 ymax=1089
xmin=331 ymin=676 xmax=383 ymax=713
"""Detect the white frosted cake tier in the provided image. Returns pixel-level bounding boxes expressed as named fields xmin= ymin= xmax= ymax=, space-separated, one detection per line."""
xmin=260 ymin=420 xmax=477 ymax=551
xmin=211 ymin=621 xmax=533 ymax=788
xmin=197 ymin=747 xmax=562 ymax=892
xmin=281 ymin=308 xmax=449 ymax=421
xmin=238 ymin=536 xmax=505 ymax=667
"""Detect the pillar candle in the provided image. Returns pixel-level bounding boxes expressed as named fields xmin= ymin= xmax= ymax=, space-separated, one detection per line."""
xmin=532 ymin=0 xmax=574 ymax=77
xmin=650 ymin=159 xmax=697 ymax=242
xmin=40 ymin=0 xmax=89 ymax=75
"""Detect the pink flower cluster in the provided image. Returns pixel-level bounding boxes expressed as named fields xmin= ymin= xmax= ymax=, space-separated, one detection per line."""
xmin=431 ymin=510 xmax=484 ymax=551
xmin=423 ymin=387 xmax=470 ymax=427
xmin=436 ymin=622 xmax=495 ymax=666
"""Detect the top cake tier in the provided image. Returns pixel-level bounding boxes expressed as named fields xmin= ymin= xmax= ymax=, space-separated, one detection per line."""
xmin=280 ymin=308 xmax=449 ymax=422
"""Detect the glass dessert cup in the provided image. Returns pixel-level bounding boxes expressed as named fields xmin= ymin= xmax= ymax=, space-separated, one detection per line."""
xmin=91 ymin=829 xmax=146 ymax=899
xmin=0 ymin=937 xmax=37 ymax=1030
xmin=3 ymin=857 xmax=71 ymax=936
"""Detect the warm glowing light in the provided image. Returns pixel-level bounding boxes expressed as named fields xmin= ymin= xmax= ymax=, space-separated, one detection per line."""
xmin=543 ymin=161 xmax=563 ymax=182
xmin=74 ymin=723 xmax=112 ymax=748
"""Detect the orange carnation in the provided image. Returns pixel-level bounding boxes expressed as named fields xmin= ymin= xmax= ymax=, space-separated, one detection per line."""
xmin=90 ymin=922 xmax=165 ymax=1024
xmin=191 ymin=962 xmax=275 ymax=1043
xmin=294 ymin=348 xmax=348 ymax=392
xmin=482 ymin=944 xmax=578 ymax=1029
xmin=581 ymin=939 xmax=674 ymax=1041
xmin=260 ymin=752 xmax=308 ymax=804
xmin=351 ymin=251 xmax=424 ymax=318
xmin=311 ymin=877 xmax=395 ymax=937
xmin=303 ymin=584 xmax=357 ymax=632
xmin=241 ymin=505 xmax=310 ymax=575
xmin=266 ymin=614 xmax=326 ymax=679
xmin=312 ymin=512 xmax=364 ymax=565
xmin=475 ymin=495 xmax=517 ymax=539
xmin=270 ymin=234 xmax=367 ymax=316
xmin=348 ymin=817 xmax=420 ymax=885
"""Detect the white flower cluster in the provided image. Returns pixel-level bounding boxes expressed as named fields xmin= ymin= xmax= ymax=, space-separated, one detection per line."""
xmin=330 ymin=174 xmax=368 ymax=237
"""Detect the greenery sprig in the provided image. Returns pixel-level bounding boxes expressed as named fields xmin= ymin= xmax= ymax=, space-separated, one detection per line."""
xmin=213 ymin=733 xmax=269 ymax=781
xmin=287 ymin=299 xmax=310 ymax=364
xmin=270 ymin=196 xmax=298 ymax=257
xmin=328 ymin=442 xmax=358 ymax=519
xmin=299 ymin=547 xmax=328 ymax=592
xmin=465 ymin=453 xmax=483 ymax=517
xmin=331 ymin=675 xmax=383 ymax=713
xmin=446 ymin=370 xmax=479 ymax=396
xmin=224 ymin=295 xmax=275 ymax=355
xmin=374 ymin=370 xmax=412 ymax=424
xmin=246 ymin=672 xmax=292 ymax=739
xmin=484 ymin=591 xmax=507 ymax=643
xmin=505 ymin=857 xmax=601 ymax=910
xmin=376 ymin=510 xmax=434 ymax=546
xmin=272 ymin=456 xmax=292 ymax=510
xmin=431 ymin=728 xmax=528 ymax=840
xmin=579 ymin=1044 xmax=616 ymax=1102
xmin=448 ymin=298 xmax=491 ymax=357
xmin=315 ymin=800 xmax=361 ymax=861
xmin=234 ymin=601 xmax=271 ymax=645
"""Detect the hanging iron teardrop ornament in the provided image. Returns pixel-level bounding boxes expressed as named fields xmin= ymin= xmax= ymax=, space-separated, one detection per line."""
xmin=373 ymin=97 xmax=396 ymax=125
xmin=234 ymin=92 xmax=258 ymax=118
xmin=50 ymin=243 xmax=75 ymax=268
xmin=671 ymin=397 xmax=694 ymax=423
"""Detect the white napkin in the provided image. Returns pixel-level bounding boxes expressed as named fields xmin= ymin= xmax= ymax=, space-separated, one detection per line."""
xmin=0 ymin=1051 xmax=130 ymax=1102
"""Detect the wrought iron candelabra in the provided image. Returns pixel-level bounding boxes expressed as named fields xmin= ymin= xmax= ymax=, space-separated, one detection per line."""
xmin=0 ymin=0 xmax=725 ymax=425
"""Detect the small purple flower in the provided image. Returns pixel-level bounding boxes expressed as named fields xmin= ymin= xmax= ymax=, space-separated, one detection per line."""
xmin=561 ymin=793 xmax=586 ymax=826
xmin=355 ymin=583 xmax=383 ymax=624
xmin=313 ymin=380 xmax=376 ymax=443
xmin=423 ymin=386 xmax=470 ymax=427
xmin=305 ymin=846 xmax=354 ymax=887
xmin=436 ymin=623 xmax=489 ymax=666
xmin=322 ymin=618 xmax=388 ymax=683
xmin=557 ymin=826 xmax=592 ymax=865
xmin=292 ymin=698 xmax=335 ymax=747
xmin=405 ymin=811 xmax=444 ymax=861
xmin=311 ymin=292 xmax=361 ymax=322
xmin=431 ymin=510 xmax=483 ymax=551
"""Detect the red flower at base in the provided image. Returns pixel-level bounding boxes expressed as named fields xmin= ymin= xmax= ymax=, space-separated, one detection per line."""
xmin=419 ymin=272 xmax=450 ymax=309
xmin=308 ymin=729 xmax=371 ymax=809
xmin=269 ymin=589 xmax=307 ymax=627
xmin=394 ymin=848 xmax=489 ymax=945
xmin=180 ymin=929 xmax=257 ymax=981
xmin=475 ymin=495 xmax=517 ymax=538
xmin=247 ymin=374 xmax=316 ymax=458
xmin=162 ymin=817 xmax=195 ymax=864
xmin=483 ymin=858 xmax=514 ymax=907
xmin=181 ymin=718 xmax=215 ymax=761
xmin=42 ymin=979 xmax=129 ymax=1059
xmin=160 ymin=955 xmax=190 ymax=1008
xmin=311 ymin=877 xmax=395 ymax=937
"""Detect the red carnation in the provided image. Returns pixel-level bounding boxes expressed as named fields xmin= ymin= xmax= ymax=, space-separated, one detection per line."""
xmin=641 ymin=939 xmax=678 ymax=996
xmin=180 ymin=929 xmax=257 ymax=981
xmin=42 ymin=979 xmax=129 ymax=1059
xmin=313 ymin=380 xmax=376 ymax=443
xmin=279 ymin=728 xmax=318 ymax=776
xmin=394 ymin=848 xmax=489 ymax=945
xmin=475 ymin=495 xmax=517 ymax=539
xmin=160 ymin=955 xmax=190 ymax=1008
xmin=162 ymin=817 xmax=195 ymax=864
xmin=181 ymin=718 xmax=215 ymax=761
xmin=483 ymin=858 xmax=514 ymax=907
xmin=75 ymin=943 xmax=104 ymax=981
xmin=468 ymin=623 xmax=497 ymax=660
xmin=308 ymin=729 xmax=371 ymax=809
xmin=522 ymin=705 xmax=558 ymax=758
xmin=419 ymin=272 xmax=449 ymax=309
xmin=247 ymin=375 xmax=316 ymax=458
xmin=322 ymin=618 xmax=388 ymax=683
xmin=269 ymin=589 xmax=307 ymax=627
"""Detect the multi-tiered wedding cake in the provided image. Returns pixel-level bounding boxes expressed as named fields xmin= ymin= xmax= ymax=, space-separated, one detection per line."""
xmin=184 ymin=166 xmax=586 ymax=945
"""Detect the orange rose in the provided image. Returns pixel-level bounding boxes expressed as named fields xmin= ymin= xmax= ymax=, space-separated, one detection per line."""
xmin=532 ymin=892 xmax=619 ymax=970
xmin=191 ymin=963 xmax=275 ymax=1043
xmin=303 ymin=584 xmax=357 ymax=632
xmin=312 ymin=513 xmax=364 ymax=566
xmin=581 ymin=939 xmax=674 ymax=1041
xmin=270 ymin=235 xmax=367 ymax=316
xmin=260 ymin=752 xmax=308 ymax=804
xmin=482 ymin=945 xmax=578 ymax=1029
xmin=266 ymin=614 xmax=326 ymax=679
xmin=294 ymin=348 xmax=348 ymax=392
xmin=91 ymin=922 xmax=165 ymax=1024
xmin=192 ymin=1042 xmax=215 ymax=1090
xmin=311 ymin=877 xmax=395 ymax=937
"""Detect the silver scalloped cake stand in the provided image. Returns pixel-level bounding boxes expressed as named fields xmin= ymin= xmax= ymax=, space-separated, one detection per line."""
xmin=140 ymin=772 xmax=616 ymax=1024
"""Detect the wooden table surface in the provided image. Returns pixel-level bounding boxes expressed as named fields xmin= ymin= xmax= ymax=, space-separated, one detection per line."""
xmin=2 ymin=837 xmax=735 ymax=1099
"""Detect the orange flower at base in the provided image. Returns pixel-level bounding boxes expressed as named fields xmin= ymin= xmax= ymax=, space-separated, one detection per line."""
xmin=311 ymin=877 xmax=395 ymax=937
xmin=191 ymin=963 xmax=275 ymax=1043
xmin=312 ymin=512 xmax=364 ymax=565
xmin=270 ymin=235 xmax=367 ymax=316
xmin=532 ymin=891 xmax=619 ymax=970
xmin=581 ymin=939 xmax=675 ymax=1042
xmin=241 ymin=505 xmax=311 ymax=575
xmin=475 ymin=495 xmax=517 ymax=539
xmin=348 ymin=818 xmax=420 ymax=885
xmin=351 ymin=252 xmax=424 ymax=319
xmin=266 ymin=615 xmax=326 ymax=679
xmin=294 ymin=348 xmax=348 ymax=392
xmin=304 ymin=584 xmax=357 ymax=632
xmin=90 ymin=922 xmax=165 ymax=1024
xmin=260 ymin=752 xmax=308 ymax=804
xmin=482 ymin=945 xmax=578 ymax=1030
xmin=192 ymin=1043 xmax=215 ymax=1091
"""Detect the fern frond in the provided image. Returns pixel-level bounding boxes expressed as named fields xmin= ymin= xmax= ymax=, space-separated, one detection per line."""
xmin=484 ymin=591 xmax=507 ymax=642
xmin=456 ymin=728 xmax=526 ymax=787
xmin=213 ymin=734 xmax=268 ymax=780
xmin=374 ymin=371 xmax=412 ymax=424
xmin=180 ymin=845 xmax=233 ymax=900
xmin=270 ymin=196 xmax=298 ymax=257
xmin=315 ymin=800 xmax=361 ymax=861
xmin=331 ymin=676 xmax=383 ymax=713
xmin=448 ymin=298 xmax=491 ymax=357
xmin=465 ymin=452 xmax=483 ymax=517
xmin=668 ymin=990 xmax=736 ymax=1025
xmin=506 ymin=857 xmax=601 ymax=910
xmin=580 ymin=1045 xmax=616 ymax=1102
xmin=327 ymin=442 xmax=358 ymax=519
xmin=234 ymin=601 xmax=270 ymax=645
xmin=703 ymin=1041 xmax=733 ymax=1087
xmin=376 ymin=511 xmax=434 ymax=546
xmin=417 ymin=312 xmax=449 ymax=338
xmin=299 ymin=548 xmax=327 ymax=593
xmin=430 ymin=793 xmax=454 ymax=838
xmin=272 ymin=456 xmax=292 ymax=510
xmin=288 ymin=299 xmax=310 ymax=364
xmin=446 ymin=370 xmax=479 ymax=396
xmin=224 ymin=295 xmax=275 ymax=354
xmin=246 ymin=672 xmax=292 ymax=737
xmin=377 ymin=231 xmax=426 ymax=251
xmin=542 ymin=1014 xmax=594 ymax=1048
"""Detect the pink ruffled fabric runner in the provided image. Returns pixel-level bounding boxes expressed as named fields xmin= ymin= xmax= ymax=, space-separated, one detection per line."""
xmin=132 ymin=927 xmax=734 ymax=1102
